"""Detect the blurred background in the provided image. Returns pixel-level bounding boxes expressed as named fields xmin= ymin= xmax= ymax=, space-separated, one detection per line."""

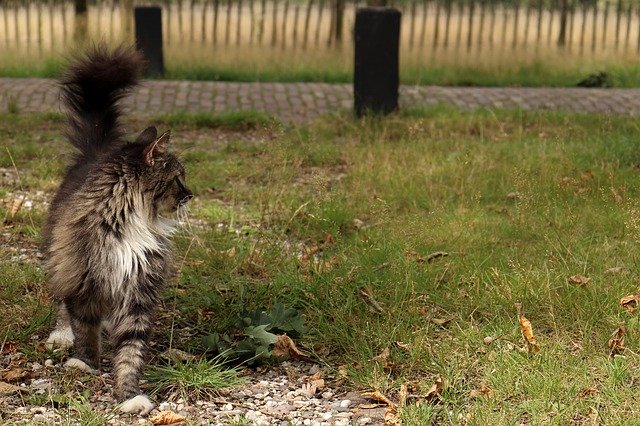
xmin=1 ymin=0 xmax=639 ymax=86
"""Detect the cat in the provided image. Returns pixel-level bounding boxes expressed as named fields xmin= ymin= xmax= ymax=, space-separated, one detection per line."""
xmin=43 ymin=45 xmax=192 ymax=415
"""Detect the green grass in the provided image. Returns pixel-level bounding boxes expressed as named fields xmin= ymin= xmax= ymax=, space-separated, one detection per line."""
xmin=4 ymin=46 xmax=640 ymax=87
xmin=5 ymin=107 xmax=640 ymax=422
xmin=145 ymin=357 xmax=246 ymax=400
xmin=152 ymin=110 xmax=279 ymax=130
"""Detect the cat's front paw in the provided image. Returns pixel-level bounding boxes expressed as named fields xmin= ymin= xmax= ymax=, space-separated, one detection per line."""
xmin=46 ymin=326 xmax=74 ymax=350
xmin=119 ymin=394 xmax=154 ymax=415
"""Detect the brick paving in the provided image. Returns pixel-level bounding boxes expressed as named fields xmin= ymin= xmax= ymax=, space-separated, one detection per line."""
xmin=2 ymin=78 xmax=640 ymax=121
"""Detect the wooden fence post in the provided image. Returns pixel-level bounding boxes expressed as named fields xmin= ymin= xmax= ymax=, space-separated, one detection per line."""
xmin=353 ymin=7 xmax=401 ymax=116
xmin=135 ymin=6 xmax=165 ymax=77
xmin=73 ymin=0 xmax=88 ymax=43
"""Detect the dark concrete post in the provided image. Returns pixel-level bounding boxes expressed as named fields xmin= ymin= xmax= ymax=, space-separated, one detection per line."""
xmin=134 ymin=6 xmax=164 ymax=77
xmin=353 ymin=7 xmax=401 ymax=116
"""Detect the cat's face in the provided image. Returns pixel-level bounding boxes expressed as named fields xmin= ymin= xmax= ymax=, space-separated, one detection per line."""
xmin=132 ymin=127 xmax=193 ymax=215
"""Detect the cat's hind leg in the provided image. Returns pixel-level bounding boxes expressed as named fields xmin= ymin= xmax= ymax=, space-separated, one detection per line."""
xmin=111 ymin=307 xmax=155 ymax=415
xmin=64 ymin=297 xmax=102 ymax=372
xmin=46 ymin=301 xmax=74 ymax=350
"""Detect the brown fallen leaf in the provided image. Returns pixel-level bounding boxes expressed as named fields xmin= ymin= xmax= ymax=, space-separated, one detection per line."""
xmin=8 ymin=196 xmax=24 ymax=219
xmin=372 ymin=347 xmax=390 ymax=363
xmin=0 ymin=381 xmax=28 ymax=396
xmin=1 ymin=367 xmax=29 ymax=383
xmin=483 ymin=336 xmax=497 ymax=345
xmin=384 ymin=407 xmax=402 ymax=426
xmin=398 ymin=383 xmax=408 ymax=407
xmin=395 ymin=341 xmax=411 ymax=353
xmin=431 ymin=318 xmax=452 ymax=327
xmin=608 ymin=325 xmax=626 ymax=357
xmin=361 ymin=390 xmax=397 ymax=408
xmin=359 ymin=403 xmax=385 ymax=409
xmin=426 ymin=251 xmax=449 ymax=263
xmin=300 ymin=380 xmax=324 ymax=396
xmin=578 ymin=387 xmax=599 ymax=397
xmin=0 ymin=341 xmax=18 ymax=354
xmin=425 ymin=376 xmax=444 ymax=401
xmin=569 ymin=274 xmax=591 ymax=286
xmin=469 ymin=385 xmax=493 ymax=398
xmin=620 ymin=294 xmax=640 ymax=313
xmin=357 ymin=286 xmax=384 ymax=314
xmin=605 ymin=266 xmax=624 ymax=274
xmin=516 ymin=304 xmax=540 ymax=354
xmin=272 ymin=334 xmax=310 ymax=360
xmin=150 ymin=410 xmax=186 ymax=425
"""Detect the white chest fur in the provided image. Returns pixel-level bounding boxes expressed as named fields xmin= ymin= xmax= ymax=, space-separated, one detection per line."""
xmin=107 ymin=213 xmax=170 ymax=296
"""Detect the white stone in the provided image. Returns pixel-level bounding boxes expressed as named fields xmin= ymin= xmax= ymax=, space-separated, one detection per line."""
xmin=358 ymin=417 xmax=372 ymax=425
xmin=339 ymin=399 xmax=351 ymax=408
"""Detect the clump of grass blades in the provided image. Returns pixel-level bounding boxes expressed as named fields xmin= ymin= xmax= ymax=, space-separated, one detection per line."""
xmin=152 ymin=110 xmax=278 ymax=131
xmin=145 ymin=356 xmax=246 ymax=400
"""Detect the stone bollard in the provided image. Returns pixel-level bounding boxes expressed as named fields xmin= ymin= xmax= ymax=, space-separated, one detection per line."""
xmin=353 ymin=7 xmax=401 ymax=117
xmin=134 ymin=6 xmax=164 ymax=77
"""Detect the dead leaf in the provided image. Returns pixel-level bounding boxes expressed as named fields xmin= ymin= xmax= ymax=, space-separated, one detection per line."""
xmin=159 ymin=348 xmax=195 ymax=364
xmin=359 ymin=403 xmax=385 ymax=409
xmin=150 ymin=410 xmax=186 ymax=425
xmin=611 ymin=188 xmax=625 ymax=204
xmin=404 ymin=250 xmax=426 ymax=263
xmin=272 ymin=334 xmax=310 ymax=360
xmin=357 ymin=286 xmax=384 ymax=314
xmin=426 ymin=251 xmax=449 ymax=263
xmin=372 ymin=347 xmax=390 ymax=363
xmin=0 ymin=341 xmax=18 ymax=354
xmin=620 ymin=294 xmax=640 ymax=313
xmin=8 ymin=197 xmax=24 ymax=219
xmin=0 ymin=381 xmax=28 ymax=395
xmin=1 ymin=368 xmax=29 ymax=383
xmin=516 ymin=305 xmax=540 ymax=354
xmin=580 ymin=171 xmax=594 ymax=181
xmin=300 ymin=380 xmax=322 ymax=396
xmin=578 ymin=387 xmax=599 ymax=397
xmin=608 ymin=325 xmax=626 ymax=357
xmin=483 ymin=336 xmax=496 ymax=345
xmin=469 ymin=385 xmax=493 ymax=398
xmin=425 ymin=376 xmax=444 ymax=401
xmin=431 ymin=318 xmax=452 ymax=327
xmin=569 ymin=274 xmax=591 ymax=285
xmin=384 ymin=407 xmax=402 ymax=426
xmin=506 ymin=192 xmax=520 ymax=200
xmin=395 ymin=341 xmax=411 ymax=353
xmin=398 ymin=383 xmax=408 ymax=407
xmin=361 ymin=390 xmax=397 ymax=408
xmin=606 ymin=266 xmax=624 ymax=274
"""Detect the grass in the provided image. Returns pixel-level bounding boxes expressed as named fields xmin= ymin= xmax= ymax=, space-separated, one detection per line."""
xmin=4 ymin=44 xmax=640 ymax=87
xmin=145 ymin=357 xmax=247 ymax=400
xmin=152 ymin=110 xmax=278 ymax=130
xmin=4 ymin=107 xmax=640 ymax=422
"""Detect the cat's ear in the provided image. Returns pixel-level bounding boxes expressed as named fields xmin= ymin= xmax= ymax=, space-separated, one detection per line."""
xmin=142 ymin=131 xmax=170 ymax=167
xmin=135 ymin=126 xmax=158 ymax=144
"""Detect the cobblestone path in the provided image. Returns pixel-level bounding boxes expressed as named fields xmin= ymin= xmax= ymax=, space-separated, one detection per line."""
xmin=2 ymin=78 xmax=640 ymax=121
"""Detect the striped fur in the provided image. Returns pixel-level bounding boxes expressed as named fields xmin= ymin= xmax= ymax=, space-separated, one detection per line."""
xmin=43 ymin=45 xmax=192 ymax=414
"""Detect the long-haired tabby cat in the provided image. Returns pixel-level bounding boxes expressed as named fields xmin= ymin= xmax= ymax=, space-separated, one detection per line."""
xmin=43 ymin=45 xmax=192 ymax=415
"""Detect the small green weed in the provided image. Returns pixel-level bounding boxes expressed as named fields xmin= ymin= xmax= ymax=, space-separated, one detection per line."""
xmin=201 ymin=303 xmax=306 ymax=364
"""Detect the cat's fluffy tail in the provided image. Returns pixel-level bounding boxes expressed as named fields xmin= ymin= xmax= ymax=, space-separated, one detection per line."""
xmin=60 ymin=45 xmax=143 ymax=157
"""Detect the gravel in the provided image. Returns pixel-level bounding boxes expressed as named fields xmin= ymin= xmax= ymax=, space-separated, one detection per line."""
xmin=1 ymin=352 xmax=387 ymax=425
